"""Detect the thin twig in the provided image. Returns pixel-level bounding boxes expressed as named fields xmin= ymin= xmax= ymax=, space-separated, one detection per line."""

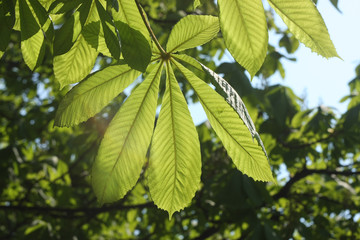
xmin=134 ymin=0 xmax=167 ymax=55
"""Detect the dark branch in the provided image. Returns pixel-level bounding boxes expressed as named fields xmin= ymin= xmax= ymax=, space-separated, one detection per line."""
xmin=193 ymin=226 xmax=219 ymax=240
xmin=273 ymin=168 xmax=360 ymax=200
xmin=278 ymin=131 xmax=340 ymax=149
xmin=0 ymin=202 xmax=155 ymax=217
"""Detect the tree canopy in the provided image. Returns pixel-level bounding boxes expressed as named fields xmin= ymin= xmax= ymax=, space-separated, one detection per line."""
xmin=1 ymin=0 xmax=359 ymax=239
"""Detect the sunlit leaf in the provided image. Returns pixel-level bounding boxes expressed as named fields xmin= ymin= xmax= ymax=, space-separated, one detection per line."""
xmin=53 ymin=34 xmax=98 ymax=88
xmin=193 ymin=0 xmax=201 ymax=9
xmin=95 ymin=0 xmax=120 ymax=59
xmin=199 ymin=62 xmax=268 ymax=158
xmin=19 ymin=0 xmax=45 ymax=70
xmin=55 ymin=63 xmax=141 ymax=127
xmin=48 ymin=0 xmax=83 ymax=14
xmin=218 ymin=0 xmax=268 ymax=77
xmin=149 ymin=62 xmax=201 ymax=218
xmin=172 ymin=59 xmax=274 ymax=182
xmin=166 ymin=15 xmax=219 ymax=53
xmin=92 ymin=62 xmax=163 ymax=204
xmin=268 ymin=0 xmax=339 ymax=58
xmin=113 ymin=0 xmax=151 ymax=71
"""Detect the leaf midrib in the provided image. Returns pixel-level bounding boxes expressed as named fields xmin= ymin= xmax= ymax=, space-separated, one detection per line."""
xmin=99 ymin=62 xmax=163 ymax=203
xmin=233 ymin=0 xmax=257 ymax=63
xmin=172 ymin=59 xmax=259 ymax=164
xmin=168 ymin=20 xmax=215 ymax=53
xmin=166 ymin=62 xmax=179 ymax=214
xmin=57 ymin=67 xmax=135 ymax=126
xmin=268 ymin=0 xmax=325 ymax=53
xmin=66 ymin=67 xmax=133 ymax=105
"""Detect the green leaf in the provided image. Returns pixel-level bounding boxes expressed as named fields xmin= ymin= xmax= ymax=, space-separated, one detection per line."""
xmin=21 ymin=30 xmax=46 ymax=70
xmin=53 ymin=34 xmax=98 ymax=88
xmin=48 ymin=0 xmax=83 ymax=14
xmin=27 ymin=0 xmax=48 ymax=27
xmin=198 ymin=61 xmax=268 ymax=158
xmin=0 ymin=0 xmax=14 ymax=57
xmin=172 ymin=59 xmax=274 ymax=182
xmin=149 ymin=62 xmax=201 ymax=218
xmin=166 ymin=15 xmax=219 ymax=53
xmin=19 ymin=0 xmax=45 ymax=70
xmin=172 ymin=54 xmax=203 ymax=72
xmin=268 ymin=0 xmax=339 ymax=58
xmin=113 ymin=0 xmax=151 ymax=72
xmin=82 ymin=21 xmax=101 ymax=50
xmin=53 ymin=11 xmax=82 ymax=56
xmin=193 ymin=0 xmax=201 ymax=9
xmin=95 ymin=0 xmax=120 ymax=59
xmin=92 ymin=62 xmax=163 ymax=204
xmin=218 ymin=0 xmax=268 ymax=77
xmin=79 ymin=0 xmax=114 ymax=57
xmin=55 ymin=63 xmax=141 ymax=127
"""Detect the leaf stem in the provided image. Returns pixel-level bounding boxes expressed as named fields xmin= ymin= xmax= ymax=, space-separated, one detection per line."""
xmin=135 ymin=0 xmax=167 ymax=56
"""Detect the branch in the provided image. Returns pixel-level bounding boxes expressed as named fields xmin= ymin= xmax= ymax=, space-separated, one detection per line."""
xmin=279 ymin=131 xmax=340 ymax=150
xmin=193 ymin=226 xmax=219 ymax=240
xmin=135 ymin=0 xmax=166 ymax=55
xmin=273 ymin=168 xmax=360 ymax=200
xmin=0 ymin=202 xmax=155 ymax=217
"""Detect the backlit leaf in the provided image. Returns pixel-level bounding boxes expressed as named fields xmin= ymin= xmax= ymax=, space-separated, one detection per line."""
xmin=55 ymin=63 xmax=141 ymax=127
xmin=218 ymin=0 xmax=268 ymax=77
xmin=199 ymin=62 xmax=268 ymax=158
xmin=95 ymin=0 xmax=120 ymax=59
xmin=19 ymin=0 xmax=45 ymax=70
xmin=166 ymin=15 xmax=219 ymax=53
xmin=149 ymin=62 xmax=201 ymax=218
xmin=172 ymin=59 xmax=274 ymax=182
xmin=53 ymin=34 xmax=98 ymax=88
xmin=268 ymin=0 xmax=339 ymax=58
xmin=92 ymin=62 xmax=163 ymax=204
xmin=193 ymin=0 xmax=201 ymax=9
xmin=113 ymin=0 xmax=151 ymax=72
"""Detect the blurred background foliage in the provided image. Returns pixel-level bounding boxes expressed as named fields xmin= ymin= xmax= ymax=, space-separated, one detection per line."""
xmin=1 ymin=0 xmax=360 ymax=239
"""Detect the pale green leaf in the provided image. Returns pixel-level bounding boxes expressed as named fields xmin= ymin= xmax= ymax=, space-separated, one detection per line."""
xmin=79 ymin=0 xmax=114 ymax=57
xmin=172 ymin=53 xmax=227 ymax=98
xmin=55 ymin=63 xmax=141 ymax=127
xmin=268 ymin=0 xmax=339 ymax=58
xmin=21 ymin=30 xmax=45 ymax=70
xmin=54 ymin=34 xmax=98 ymax=88
xmin=166 ymin=15 xmax=219 ymax=53
xmin=0 ymin=1 xmax=14 ymax=57
xmin=218 ymin=0 xmax=268 ymax=77
xmin=172 ymin=59 xmax=274 ymax=182
xmin=19 ymin=0 xmax=44 ymax=70
xmin=95 ymin=0 xmax=120 ymax=59
xmin=172 ymin=54 xmax=203 ymax=72
xmin=48 ymin=0 xmax=83 ymax=14
xmin=149 ymin=62 xmax=201 ymax=218
xmin=92 ymin=62 xmax=163 ymax=204
xmin=113 ymin=0 xmax=151 ymax=72
xmin=199 ymin=61 xmax=268 ymax=158
xmin=193 ymin=0 xmax=201 ymax=9
xmin=13 ymin=0 xmax=20 ymax=31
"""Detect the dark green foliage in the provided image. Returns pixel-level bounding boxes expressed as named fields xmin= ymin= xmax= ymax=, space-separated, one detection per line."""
xmin=0 ymin=0 xmax=359 ymax=239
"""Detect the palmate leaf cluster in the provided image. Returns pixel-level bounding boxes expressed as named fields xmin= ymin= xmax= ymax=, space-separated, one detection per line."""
xmin=0 ymin=0 xmax=339 ymax=216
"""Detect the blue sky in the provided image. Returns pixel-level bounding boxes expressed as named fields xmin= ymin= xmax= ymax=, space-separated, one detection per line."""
xmin=190 ymin=0 xmax=360 ymax=125
xmin=265 ymin=0 xmax=360 ymax=113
